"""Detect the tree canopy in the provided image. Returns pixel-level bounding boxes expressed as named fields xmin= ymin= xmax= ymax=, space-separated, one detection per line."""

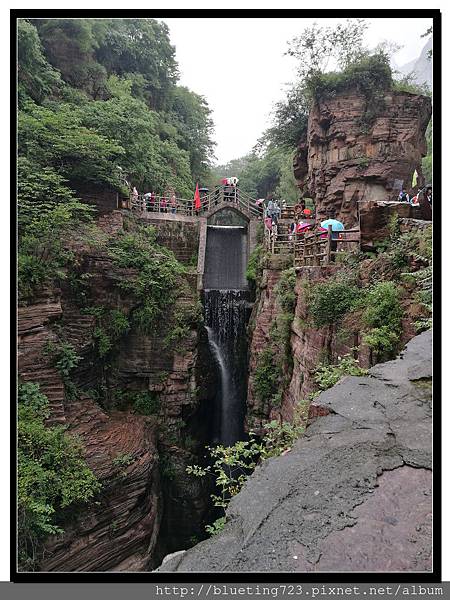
xmin=17 ymin=18 xmax=217 ymax=303
xmin=18 ymin=18 xmax=216 ymax=199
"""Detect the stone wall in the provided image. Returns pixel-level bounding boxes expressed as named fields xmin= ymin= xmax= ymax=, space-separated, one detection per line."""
xmin=137 ymin=212 xmax=202 ymax=265
xmin=294 ymin=89 xmax=431 ymax=226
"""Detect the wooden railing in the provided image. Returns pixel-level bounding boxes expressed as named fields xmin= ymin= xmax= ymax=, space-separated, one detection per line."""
xmin=296 ymin=229 xmax=330 ymax=266
xmin=129 ymin=186 xmax=264 ymax=219
xmin=264 ymin=223 xmax=361 ymax=266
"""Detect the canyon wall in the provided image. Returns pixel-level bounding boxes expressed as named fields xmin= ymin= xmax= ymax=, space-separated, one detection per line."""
xmin=246 ymin=219 xmax=431 ymax=429
xmin=294 ymin=90 xmax=432 ymax=226
xmin=18 ymin=211 xmax=212 ymax=571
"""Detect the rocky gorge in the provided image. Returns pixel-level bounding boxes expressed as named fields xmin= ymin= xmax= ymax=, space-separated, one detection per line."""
xmin=18 ymin=211 xmax=216 ymax=571
xmin=17 ymin=81 xmax=433 ymax=574
xmin=158 ymin=329 xmax=432 ymax=573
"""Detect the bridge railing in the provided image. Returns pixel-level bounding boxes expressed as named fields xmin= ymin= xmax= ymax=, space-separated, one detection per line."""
xmin=130 ymin=186 xmax=264 ymax=219
xmin=131 ymin=194 xmax=194 ymax=215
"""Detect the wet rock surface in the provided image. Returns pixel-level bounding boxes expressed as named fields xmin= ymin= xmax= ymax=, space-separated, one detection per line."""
xmin=157 ymin=330 xmax=432 ymax=573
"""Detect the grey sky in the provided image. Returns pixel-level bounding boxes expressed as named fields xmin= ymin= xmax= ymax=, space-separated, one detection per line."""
xmin=162 ymin=17 xmax=432 ymax=165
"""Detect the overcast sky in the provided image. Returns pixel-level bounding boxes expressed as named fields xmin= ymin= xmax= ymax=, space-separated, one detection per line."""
xmin=162 ymin=17 xmax=432 ymax=165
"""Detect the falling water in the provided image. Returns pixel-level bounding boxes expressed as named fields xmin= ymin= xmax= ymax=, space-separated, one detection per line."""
xmin=204 ymin=290 xmax=248 ymax=445
xmin=203 ymin=225 xmax=249 ymax=446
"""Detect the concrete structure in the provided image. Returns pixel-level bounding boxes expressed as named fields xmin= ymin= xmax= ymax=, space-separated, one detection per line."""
xmin=134 ymin=197 xmax=262 ymax=290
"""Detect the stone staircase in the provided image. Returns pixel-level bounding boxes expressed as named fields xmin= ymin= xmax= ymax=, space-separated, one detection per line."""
xmin=60 ymin=304 xmax=95 ymax=350
xmin=20 ymin=366 xmax=66 ymax=427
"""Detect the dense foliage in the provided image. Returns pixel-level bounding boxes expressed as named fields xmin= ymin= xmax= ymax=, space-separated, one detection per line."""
xmin=17 ymin=18 xmax=215 ymax=304
xmin=18 ymin=18 xmax=215 ymax=198
xmin=18 ymin=382 xmax=100 ymax=569
xmin=107 ymin=224 xmax=186 ymax=333
xmin=308 ymin=278 xmax=361 ymax=328
xmin=252 ymin=267 xmax=297 ymax=411
xmin=245 ymin=243 xmax=264 ymax=284
xmin=314 ymin=355 xmax=367 ymax=391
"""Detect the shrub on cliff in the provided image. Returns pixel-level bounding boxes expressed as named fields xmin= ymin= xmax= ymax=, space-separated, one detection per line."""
xmin=362 ymin=281 xmax=402 ymax=331
xmin=315 ymin=355 xmax=368 ymax=391
xmin=308 ymin=278 xmax=361 ymax=328
xmin=187 ymin=420 xmax=304 ymax=535
xmin=18 ymin=199 xmax=95 ymax=302
xmin=18 ymin=382 xmax=100 ymax=570
xmin=252 ymin=348 xmax=283 ymax=408
xmin=308 ymin=53 xmax=393 ymax=101
xmin=82 ymin=307 xmax=131 ymax=358
xmin=274 ymin=267 xmax=297 ymax=312
xmin=246 ymin=243 xmax=264 ymax=284
xmin=107 ymin=225 xmax=185 ymax=333
xmin=361 ymin=281 xmax=403 ymax=356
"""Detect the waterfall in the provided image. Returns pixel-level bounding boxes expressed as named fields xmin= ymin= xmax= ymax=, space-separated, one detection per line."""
xmin=204 ymin=290 xmax=248 ymax=446
xmin=203 ymin=224 xmax=250 ymax=446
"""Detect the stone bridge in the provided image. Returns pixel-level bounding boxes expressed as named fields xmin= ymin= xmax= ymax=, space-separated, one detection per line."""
xmin=129 ymin=186 xmax=263 ymax=291
xmin=129 ymin=185 xmax=264 ymax=221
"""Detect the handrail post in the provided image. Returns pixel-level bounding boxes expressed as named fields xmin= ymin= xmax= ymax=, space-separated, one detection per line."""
xmin=326 ymin=224 xmax=333 ymax=265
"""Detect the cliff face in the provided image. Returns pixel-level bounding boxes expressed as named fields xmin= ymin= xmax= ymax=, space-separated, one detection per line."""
xmin=246 ymin=269 xmax=282 ymax=430
xmin=294 ymin=90 xmax=431 ymax=226
xmin=18 ymin=212 xmax=211 ymax=572
xmin=158 ymin=330 xmax=432 ymax=573
xmin=246 ymin=217 xmax=431 ymax=428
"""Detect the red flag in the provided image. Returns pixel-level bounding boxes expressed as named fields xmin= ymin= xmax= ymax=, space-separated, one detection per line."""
xmin=194 ymin=182 xmax=201 ymax=210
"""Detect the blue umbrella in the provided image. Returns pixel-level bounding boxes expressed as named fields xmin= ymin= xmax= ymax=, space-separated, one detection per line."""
xmin=320 ymin=218 xmax=344 ymax=239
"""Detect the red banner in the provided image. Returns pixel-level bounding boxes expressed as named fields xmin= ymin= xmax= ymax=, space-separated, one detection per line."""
xmin=194 ymin=182 xmax=201 ymax=210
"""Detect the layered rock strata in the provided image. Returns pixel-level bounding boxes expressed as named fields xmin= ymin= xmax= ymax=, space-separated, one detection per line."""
xmin=18 ymin=211 xmax=210 ymax=571
xmin=294 ymin=90 xmax=431 ymax=226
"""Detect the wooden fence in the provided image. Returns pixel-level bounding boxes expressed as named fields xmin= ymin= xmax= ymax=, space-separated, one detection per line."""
xmin=264 ymin=224 xmax=361 ymax=266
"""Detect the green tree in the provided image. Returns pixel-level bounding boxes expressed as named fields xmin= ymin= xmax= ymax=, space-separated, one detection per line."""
xmin=75 ymin=77 xmax=196 ymax=195
xmin=17 ymin=157 xmax=77 ymax=233
xmin=17 ymin=20 xmax=62 ymax=106
xmin=164 ymin=86 xmax=216 ymax=183
xmin=94 ymin=18 xmax=178 ymax=110
xmin=18 ymin=100 xmax=124 ymax=191
xmin=275 ymin=149 xmax=300 ymax=204
xmin=31 ymin=18 xmax=108 ymax=99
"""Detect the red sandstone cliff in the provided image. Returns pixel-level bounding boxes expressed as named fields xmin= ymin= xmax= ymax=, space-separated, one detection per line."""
xmin=17 ymin=212 xmax=210 ymax=572
xmin=294 ymin=90 xmax=431 ymax=226
xmin=246 ymin=227 xmax=431 ymax=429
